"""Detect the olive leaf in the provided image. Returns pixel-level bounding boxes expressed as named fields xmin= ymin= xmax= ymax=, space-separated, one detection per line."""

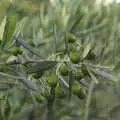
xmin=0 ymin=16 xmax=6 ymax=40
xmin=26 ymin=61 xmax=57 ymax=74
xmin=16 ymin=35 xmax=43 ymax=57
xmin=1 ymin=15 xmax=17 ymax=50
xmin=59 ymin=76 xmax=69 ymax=88
xmin=53 ymin=23 xmax=57 ymax=53
xmin=14 ymin=17 xmax=28 ymax=38
xmin=69 ymin=12 xmax=84 ymax=33
xmin=82 ymin=42 xmax=91 ymax=59
xmin=0 ymin=72 xmax=38 ymax=91
xmin=64 ymin=32 xmax=69 ymax=55
xmin=77 ymin=19 xmax=108 ymax=35
xmin=86 ymin=66 xmax=99 ymax=84
xmin=91 ymin=68 xmax=118 ymax=82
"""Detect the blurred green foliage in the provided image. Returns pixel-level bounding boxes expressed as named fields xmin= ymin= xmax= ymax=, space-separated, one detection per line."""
xmin=0 ymin=0 xmax=120 ymax=120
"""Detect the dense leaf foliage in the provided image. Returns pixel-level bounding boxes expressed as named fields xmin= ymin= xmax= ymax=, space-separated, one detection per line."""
xmin=0 ymin=0 xmax=120 ymax=120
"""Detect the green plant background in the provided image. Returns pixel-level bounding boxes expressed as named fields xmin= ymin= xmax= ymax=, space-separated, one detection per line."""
xmin=0 ymin=0 xmax=120 ymax=120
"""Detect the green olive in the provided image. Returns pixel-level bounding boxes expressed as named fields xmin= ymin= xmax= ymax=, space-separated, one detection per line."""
xmin=11 ymin=47 xmax=23 ymax=56
xmin=31 ymin=72 xmax=43 ymax=79
xmin=77 ymin=89 xmax=86 ymax=99
xmin=34 ymin=93 xmax=45 ymax=103
xmin=73 ymin=70 xmax=83 ymax=81
xmin=46 ymin=73 xmax=58 ymax=88
xmin=55 ymin=85 xmax=65 ymax=98
xmin=72 ymin=81 xmax=81 ymax=94
xmin=68 ymin=34 xmax=76 ymax=43
xmin=70 ymin=51 xmax=80 ymax=64
xmin=72 ymin=81 xmax=86 ymax=99
xmin=59 ymin=63 xmax=69 ymax=76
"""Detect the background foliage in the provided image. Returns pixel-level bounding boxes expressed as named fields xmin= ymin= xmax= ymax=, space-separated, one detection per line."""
xmin=0 ymin=0 xmax=120 ymax=120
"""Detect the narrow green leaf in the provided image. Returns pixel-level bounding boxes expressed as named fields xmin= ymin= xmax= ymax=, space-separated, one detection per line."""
xmin=53 ymin=23 xmax=57 ymax=53
xmin=14 ymin=17 xmax=28 ymax=38
xmin=69 ymin=13 xmax=84 ymax=33
xmin=78 ymin=19 xmax=107 ymax=35
xmin=59 ymin=76 xmax=69 ymax=88
xmin=91 ymin=68 xmax=118 ymax=82
xmin=0 ymin=72 xmax=38 ymax=91
xmin=0 ymin=16 xmax=6 ymax=40
xmin=27 ymin=61 xmax=57 ymax=74
xmin=87 ymin=67 xmax=99 ymax=84
xmin=1 ymin=15 xmax=17 ymax=50
xmin=64 ymin=32 xmax=69 ymax=56
xmin=82 ymin=42 xmax=91 ymax=59
xmin=16 ymin=36 xmax=42 ymax=57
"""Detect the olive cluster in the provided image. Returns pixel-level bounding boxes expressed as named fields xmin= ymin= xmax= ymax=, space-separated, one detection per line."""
xmin=58 ymin=33 xmax=91 ymax=99
xmin=33 ymin=33 xmax=94 ymax=102
xmin=59 ymin=63 xmax=88 ymax=99
xmin=33 ymin=72 xmax=66 ymax=103
xmin=8 ymin=33 xmax=95 ymax=103
xmin=68 ymin=34 xmax=81 ymax=64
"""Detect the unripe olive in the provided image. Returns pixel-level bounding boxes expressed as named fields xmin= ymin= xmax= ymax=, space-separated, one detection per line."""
xmin=55 ymin=85 xmax=65 ymax=98
xmin=59 ymin=63 xmax=69 ymax=76
xmin=73 ymin=70 xmax=83 ymax=81
xmin=77 ymin=89 xmax=86 ymax=99
xmin=34 ymin=93 xmax=45 ymax=103
xmin=72 ymin=81 xmax=86 ymax=99
xmin=31 ymin=72 xmax=43 ymax=79
xmin=68 ymin=34 xmax=76 ymax=43
xmin=46 ymin=73 xmax=58 ymax=88
xmin=72 ymin=81 xmax=81 ymax=95
xmin=11 ymin=47 xmax=23 ymax=56
xmin=70 ymin=51 xmax=80 ymax=64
